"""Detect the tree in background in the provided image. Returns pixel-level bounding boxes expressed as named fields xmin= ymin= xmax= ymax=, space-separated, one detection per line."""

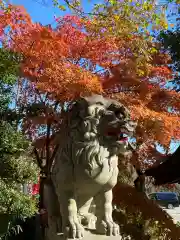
xmin=155 ymin=0 xmax=180 ymax=92
xmin=0 ymin=1 xmax=179 ymax=239
xmin=0 ymin=48 xmax=38 ymax=239
xmin=158 ymin=30 xmax=180 ymax=92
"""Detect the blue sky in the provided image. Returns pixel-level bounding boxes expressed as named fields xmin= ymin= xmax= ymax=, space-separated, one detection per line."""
xmin=10 ymin=0 xmax=179 ymax=28
xmin=10 ymin=0 xmax=179 ymax=153
xmin=11 ymin=0 xmax=95 ymax=25
xmin=11 ymin=0 xmax=66 ymax=25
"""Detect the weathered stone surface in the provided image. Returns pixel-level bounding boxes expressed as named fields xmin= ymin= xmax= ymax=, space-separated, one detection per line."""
xmin=58 ymin=230 xmax=123 ymax=240
xmin=48 ymin=94 xmax=136 ymax=240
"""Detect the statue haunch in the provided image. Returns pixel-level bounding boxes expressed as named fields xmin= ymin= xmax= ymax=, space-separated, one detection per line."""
xmin=51 ymin=95 xmax=136 ymax=239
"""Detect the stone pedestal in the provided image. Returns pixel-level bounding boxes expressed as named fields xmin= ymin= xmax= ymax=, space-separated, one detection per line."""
xmin=58 ymin=230 xmax=122 ymax=240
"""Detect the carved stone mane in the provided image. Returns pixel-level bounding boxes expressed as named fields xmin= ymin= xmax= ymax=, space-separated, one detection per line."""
xmin=59 ymin=101 xmax=111 ymax=171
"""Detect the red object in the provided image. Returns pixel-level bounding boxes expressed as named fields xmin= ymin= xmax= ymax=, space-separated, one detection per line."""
xmin=148 ymin=84 xmax=153 ymax=89
xmin=32 ymin=183 xmax=40 ymax=195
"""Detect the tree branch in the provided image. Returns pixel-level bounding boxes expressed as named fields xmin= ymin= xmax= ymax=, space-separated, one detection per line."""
xmin=46 ymin=121 xmax=51 ymax=170
xmin=48 ymin=143 xmax=60 ymax=173
xmin=33 ymin=147 xmax=43 ymax=170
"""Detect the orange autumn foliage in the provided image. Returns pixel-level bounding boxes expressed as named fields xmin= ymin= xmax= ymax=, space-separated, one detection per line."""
xmin=0 ymin=3 xmax=179 ymax=168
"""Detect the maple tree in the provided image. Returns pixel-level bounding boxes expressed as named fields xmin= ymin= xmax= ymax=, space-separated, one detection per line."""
xmin=0 ymin=0 xmax=179 ymax=173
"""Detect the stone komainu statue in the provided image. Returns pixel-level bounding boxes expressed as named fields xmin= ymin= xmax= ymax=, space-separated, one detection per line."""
xmin=50 ymin=95 xmax=137 ymax=239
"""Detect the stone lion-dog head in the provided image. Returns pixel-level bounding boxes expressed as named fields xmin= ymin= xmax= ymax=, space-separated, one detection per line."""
xmin=64 ymin=94 xmax=137 ymax=172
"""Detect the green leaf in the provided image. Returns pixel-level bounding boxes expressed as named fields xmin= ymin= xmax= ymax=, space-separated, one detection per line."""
xmin=109 ymin=0 xmax=117 ymax=6
xmin=156 ymin=17 xmax=160 ymax=25
xmin=150 ymin=47 xmax=158 ymax=54
xmin=58 ymin=5 xmax=66 ymax=11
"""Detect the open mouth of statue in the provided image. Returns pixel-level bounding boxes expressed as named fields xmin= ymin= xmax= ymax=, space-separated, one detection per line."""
xmin=106 ymin=130 xmax=129 ymax=142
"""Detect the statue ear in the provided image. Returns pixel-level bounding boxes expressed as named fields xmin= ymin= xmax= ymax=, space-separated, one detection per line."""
xmin=68 ymin=98 xmax=89 ymax=127
xmin=77 ymin=98 xmax=89 ymax=118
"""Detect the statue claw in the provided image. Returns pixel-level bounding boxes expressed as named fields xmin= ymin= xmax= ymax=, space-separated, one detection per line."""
xmin=67 ymin=222 xmax=84 ymax=239
xmin=96 ymin=220 xmax=120 ymax=236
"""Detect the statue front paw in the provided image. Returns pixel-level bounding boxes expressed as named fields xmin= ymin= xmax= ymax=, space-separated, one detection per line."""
xmin=79 ymin=213 xmax=97 ymax=229
xmin=96 ymin=220 xmax=120 ymax=236
xmin=65 ymin=221 xmax=84 ymax=239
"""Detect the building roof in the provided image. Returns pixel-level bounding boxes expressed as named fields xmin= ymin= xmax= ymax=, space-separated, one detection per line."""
xmin=145 ymin=146 xmax=180 ymax=185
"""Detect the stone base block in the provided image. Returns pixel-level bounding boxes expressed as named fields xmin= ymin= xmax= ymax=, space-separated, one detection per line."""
xmin=58 ymin=230 xmax=122 ymax=240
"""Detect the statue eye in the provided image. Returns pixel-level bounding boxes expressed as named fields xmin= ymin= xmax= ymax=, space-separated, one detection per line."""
xmin=96 ymin=102 xmax=104 ymax=106
xmin=112 ymin=108 xmax=124 ymax=118
xmin=114 ymin=109 xmax=121 ymax=115
xmin=107 ymin=103 xmax=128 ymax=119
xmin=103 ymin=111 xmax=115 ymax=120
